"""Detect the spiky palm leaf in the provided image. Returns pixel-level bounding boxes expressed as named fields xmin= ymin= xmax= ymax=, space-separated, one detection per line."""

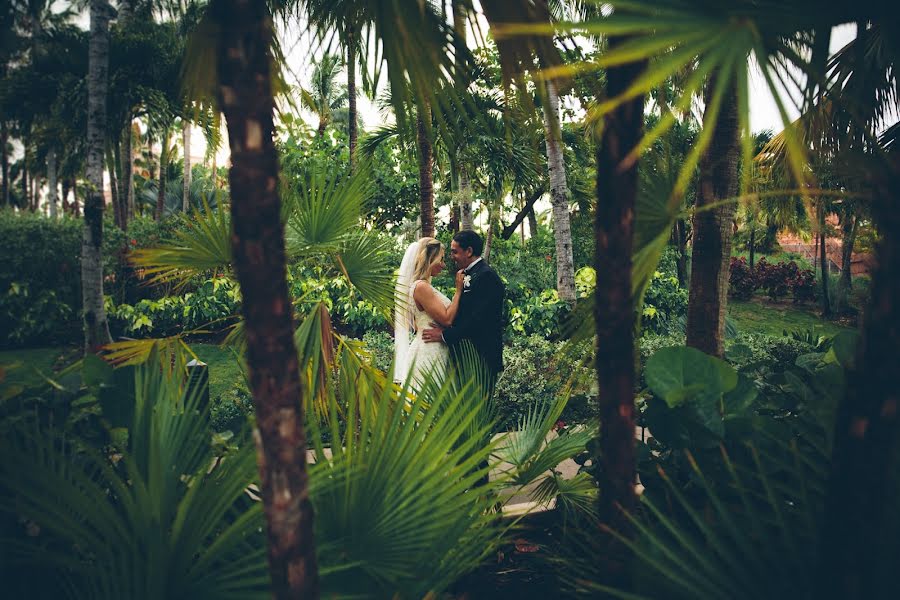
xmin=130 ymin=200 xmax=232 ymax=288
xmin=0 ymin=360 xmax=269 ymax=600
xmin=571 ymin=427 xmax=834 ymax=598
xmin=305 ymin=344 xmax=505 ymax=598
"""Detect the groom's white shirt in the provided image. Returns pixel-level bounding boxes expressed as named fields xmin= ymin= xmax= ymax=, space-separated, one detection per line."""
xmin=441 ymin=257 xmax=484 ymax=343
xmin=464 ymin=257 xmax=483 ymax=272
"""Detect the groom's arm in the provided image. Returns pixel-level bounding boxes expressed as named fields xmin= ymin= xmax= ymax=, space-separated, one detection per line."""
xmin=441 ymin=273 xmax=503 ymax=346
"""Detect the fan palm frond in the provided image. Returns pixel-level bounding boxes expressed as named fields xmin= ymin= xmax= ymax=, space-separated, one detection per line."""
xmin=130 ymin=200 xmax=232 ymax=287
xmin=0 ymin=360 xmax=269 ymax=600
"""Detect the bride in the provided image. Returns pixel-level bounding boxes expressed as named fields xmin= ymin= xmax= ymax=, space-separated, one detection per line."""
xmin=394 ymin=237 xmax=464 ymax=387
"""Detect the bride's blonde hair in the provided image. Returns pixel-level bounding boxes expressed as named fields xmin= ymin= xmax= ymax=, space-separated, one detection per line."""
xmin=412 ymin=237 xmax=444 ymax=282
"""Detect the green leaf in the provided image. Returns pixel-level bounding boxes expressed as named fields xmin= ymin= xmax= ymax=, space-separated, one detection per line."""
xmin=645 ymin=346 xmax=737 ymax=409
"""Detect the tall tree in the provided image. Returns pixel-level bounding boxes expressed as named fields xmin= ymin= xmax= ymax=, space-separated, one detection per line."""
xmin=155 ymin=125 xmax=170 ymax=220
xmin=211 ymin=0 xmax=319 ymax=596
xmin=82 ymin=0 xmax=114 ymax=352
xmin=299 ymin=53 xmax=347 ymax=137
xmin=593 ymin=36 xmax=646 ymax=586
xmin=181 ymin=116 xmax=191 ymax=212
xmin=686 ymin=77 xmax=740 ymax=358
xmin=542 ymin=80 xmax=576 ymax=306
xmin=417 ymin=103 xmax=435 ymax=237
xmin=46 ymin=147 xmax=57 ymax=217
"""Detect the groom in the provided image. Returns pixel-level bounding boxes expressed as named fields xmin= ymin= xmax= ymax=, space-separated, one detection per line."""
xmin=422 ymin=230 xmax=505 ymax=383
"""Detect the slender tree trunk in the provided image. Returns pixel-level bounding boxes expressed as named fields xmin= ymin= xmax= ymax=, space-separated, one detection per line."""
xmin=749 ymin=226 xmax=756 ymax=270
xmin=106 ymin=144 xmax=122 ymax=229
xmin=502 ymin=188 xmax=543 ymax=240
xmin=73 ymin=178 xmax=80 ymax=217
xmin=686 ymin=77 xmax=740 ymax=358
xmin=213 ymin=2 xmax=319 ymax=597
xmin=121 ymin=118 xmax=134 ymax=224
xmin=82 ymin=0 xmax=113 ymax=353
xmin=1 ymin=120 xmax=8 ymax=207
xmin=527 ymin=206 xmax=538 ymax=237
xmin=836 ymin=211 xmax=857 ymax=313
xmin=22 ymin=148 xmax=30 ymax=210
xmin=674 ymin=219 xmax=688 ymax=286
xmin=818 ymin=155 xmax=900 ymax=599
xmin=156 ymin=127 xmax=170 ymax=220
xmin=182 ymin=119 xmax=191 ymax=212
xmin=32 ymin=176 xmax=42 ymax=213
xmin=484 ymin=200 xmax=497 ymax=261
xmin=543 ymin=80 xmax=577 ymax=306
xmin=417 ymin=104 xmax=435 ymax=237
xmin=459 ymin=165 xmax=474 ymax=230
xmin=594 ymin=38 xmax=646 ymax=587
xmin=47 ymin=148 xmax=58 ymax=218
xmin=819 ymin=204 xmax=831 ymax=317
xmin=62 ymin=178 xmax=71 ymax=214
xmin=347 ymin=25 xmax=357 ymax=171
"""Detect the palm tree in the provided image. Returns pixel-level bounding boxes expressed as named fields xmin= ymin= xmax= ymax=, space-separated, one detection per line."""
xmin=543 ymin=79 xmax=576 ymax=306
xmin=417 ymin=103 xmax=435 ymax=236
xmin=685 ymin=77 xmax=740 ymax=358
xmin=207 ymin=1 xmax=318 ymax=595
xmin=82 ymin=0 xmax=114 ymax=353
xmin=299 ymin=53 xmax=348 ymax=137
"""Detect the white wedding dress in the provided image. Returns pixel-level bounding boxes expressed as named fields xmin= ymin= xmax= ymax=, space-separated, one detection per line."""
xmin=404 ymin=280 xmax=451 ymax=387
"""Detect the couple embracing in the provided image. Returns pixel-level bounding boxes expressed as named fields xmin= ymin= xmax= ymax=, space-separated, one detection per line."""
xmin=393 ymin=230 xmax=505 ymax=390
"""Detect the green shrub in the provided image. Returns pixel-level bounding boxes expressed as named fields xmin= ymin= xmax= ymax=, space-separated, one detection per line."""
xmin=494 ymin=335 xmax=593 ymax=431
xmin=210 ymin=386 xmax=254 ymax=433
xmin=0 ymin=210 xmax=191 ymax=347
xmin=361 ymin=330 xmax=394 ymax=373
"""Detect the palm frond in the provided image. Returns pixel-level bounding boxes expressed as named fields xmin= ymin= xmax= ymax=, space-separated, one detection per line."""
xmin=0 ymin=361 xmax=268 ymax=599
xmin=130 ymin=201 xmax=232 ymax=288
xmin=283 ymin=164 xmax=372 ymax=256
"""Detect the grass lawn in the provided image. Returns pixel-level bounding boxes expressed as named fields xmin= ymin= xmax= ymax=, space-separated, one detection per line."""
xmin=728 ymin=298 xmax=853 ymax=338
xmin=0 ymin=343 xmax=244 ymax=401
xmin=190 ymin=343 xmax=246 ymax=400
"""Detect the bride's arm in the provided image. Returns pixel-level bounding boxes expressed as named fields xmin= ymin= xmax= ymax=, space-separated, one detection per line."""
xmin=413 ymin=273 xmax=464 ymax=327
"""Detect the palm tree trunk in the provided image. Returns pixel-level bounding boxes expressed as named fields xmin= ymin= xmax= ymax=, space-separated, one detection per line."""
xmin=120 ymin=119 xmax=134 ymax=224
xmin=749 ymin=226 xmax=756 ymax=270
xmin=22 ymin=147 xmax=30 ymax=210
xmin=346 ymin=25 xmax=357 ymax=171
xmin=819 ymin=156 xmax=900 ymax=598
xmin=1 ymin=120 xmax=8 ymax=207
xmin=214 ymin=3 xmax=319 ymax=597
xmin=106 ymin=143 xmax=122 ymax=229
xmin=819 ymin=203 xmax=831 ymax=317
xmin=674 ymin=218 xmax=688 ymax=286
xmin=835 ymin=211 xmax=857 ymax=313
xmin=543 ymin=80 xmax=576 ymax=307
xmin=182 ymin=119 xmax=191 ymax=212
xmin=47 ymin=148 xmax=57 ymax=218
xmin=459 ymin=165 xmax=474 ymax=230
xmin=72 ymin=178 xmax=80 ymax=217
xmin=820 ymin=229 xmax=831 ymax=316
xmin=594 ymin=38 xmax=646 ymax=586
xmin=484 ymin=200 xmax=497 ymax=261
xmin=417 ymin=103 xmax=435 ymax=237
xmin=61 ymin=178 xmax=70 ymax=214
xmin=156 ymin=126 xmax=169 ymax=220
xmin=686 ymin=77 xmax=740 ymax=358
xmin=82 ymin=0 xmax=113 ymax=353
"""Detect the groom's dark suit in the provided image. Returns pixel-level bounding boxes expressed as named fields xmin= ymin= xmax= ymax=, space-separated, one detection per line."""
xmin=442 ymin=258 xmax=505 ymax=377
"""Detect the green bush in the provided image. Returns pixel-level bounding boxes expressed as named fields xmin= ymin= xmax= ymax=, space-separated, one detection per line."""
xmin=0 ymin=210 xmax=192 ymax=347
xmin=494 ymin=335 xmax=593 ymax=431
xmin=361 ymin=330 xmax=394 ymax=373
xmin=107 ymin=276 xmax=241 ymax=337
xmin=210 ymin=385 xmax=254 ymax=433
